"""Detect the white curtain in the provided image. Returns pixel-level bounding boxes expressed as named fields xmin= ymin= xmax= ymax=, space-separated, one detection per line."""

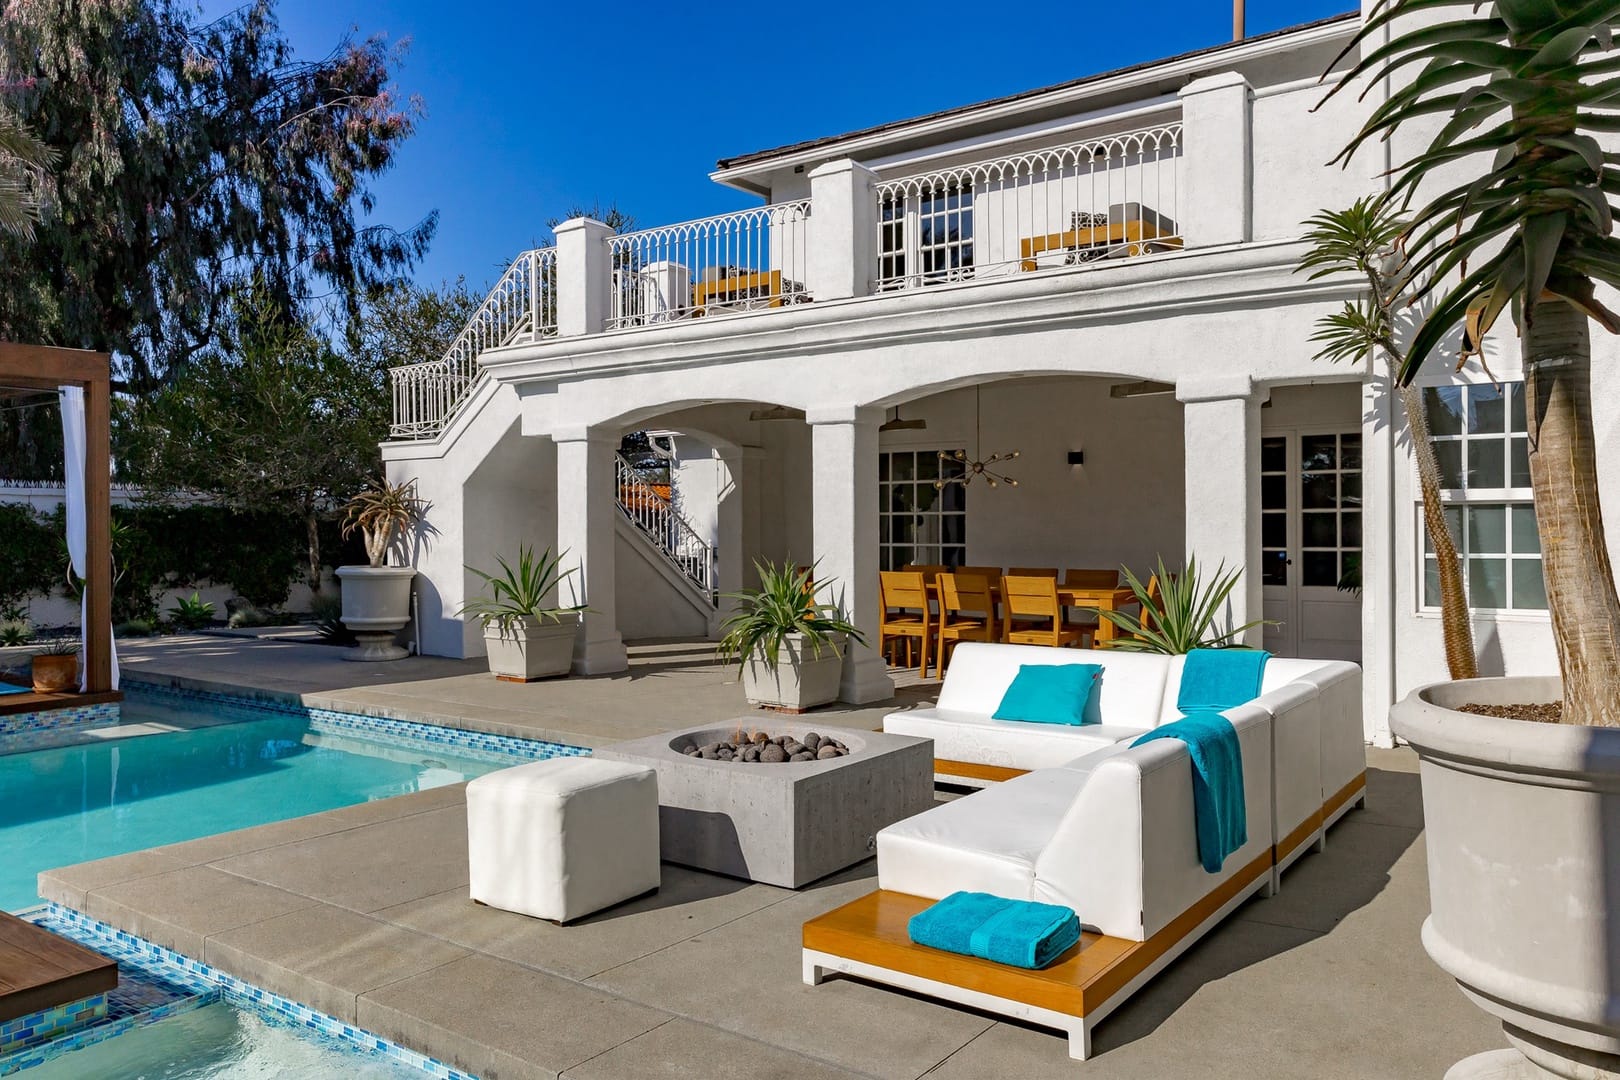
xmin=58 ymin=386 xmax=119 ymax=691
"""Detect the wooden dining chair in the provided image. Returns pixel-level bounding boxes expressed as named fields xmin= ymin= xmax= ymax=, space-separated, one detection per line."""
xmin=902 ymin=563 xmax=948 ymax=582
xmin=955 ymin=565 xmax=1003 ymax=579
xmin=1008 ymin=566 xmax=1059 ymax=578
xmin=1001 ymin=574 xmax=1093 ymax=649
xmin=879 ymin=570 xmax=932 ymax=677
xmin=1097 ymin=571 xmax=1167 ymax=647
xmin=935 ymin=572 xmax=998 ymax=678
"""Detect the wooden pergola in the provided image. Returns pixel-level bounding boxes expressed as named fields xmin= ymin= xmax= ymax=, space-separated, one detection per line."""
xmin=0 ymin=343 xmax=114 ymax=698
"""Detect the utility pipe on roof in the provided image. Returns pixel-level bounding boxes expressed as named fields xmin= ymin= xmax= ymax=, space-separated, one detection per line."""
xmin=1234 ymin=0 xmax=1245 ymax=40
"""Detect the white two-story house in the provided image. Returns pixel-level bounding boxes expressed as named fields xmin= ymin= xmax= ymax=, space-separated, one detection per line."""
xmin=382 ymin=8 xmax=1620 ymax=746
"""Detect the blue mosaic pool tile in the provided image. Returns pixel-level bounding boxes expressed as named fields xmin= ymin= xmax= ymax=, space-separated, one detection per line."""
xmin=0 ymin=994 xmax=108 ymax=1054
xmin=7 ymin=905 xmax=480 ymax=1079
xmin=0 ymin=702 xmax=120 ymax=741
xmin=124 ymin=681 xmax=588 ymax=762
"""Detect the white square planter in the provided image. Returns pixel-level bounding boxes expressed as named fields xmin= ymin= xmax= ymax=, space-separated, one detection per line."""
xmin=482 ymin=614 xmax=580 ymax=682
xmin=739 ymin=633 xmax=846 ymax=712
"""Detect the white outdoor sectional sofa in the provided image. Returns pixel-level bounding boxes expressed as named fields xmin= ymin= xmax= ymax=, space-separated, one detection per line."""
xmin=801 ymin=643 xmax=1365 ymax=1060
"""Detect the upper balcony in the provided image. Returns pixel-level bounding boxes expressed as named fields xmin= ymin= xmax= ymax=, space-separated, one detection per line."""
xmin=389 ymin=40 xmax=1369 ymax=442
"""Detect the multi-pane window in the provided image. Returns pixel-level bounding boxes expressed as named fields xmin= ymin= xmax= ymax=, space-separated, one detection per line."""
xmin=879 ymin=450 xmax=966 ymax=570
xmin=1260 ymin=436 xmax=1289 ymax=586
xmin=1422 ymin=382 xmax=1546 ymax=611
xmin=1300 ymin=433 xmax=1362 ymax=588
xmin=876 ymin=183 xmax=974 ymax=290
xmin=917 ymin=182 xmax=973 ymax=284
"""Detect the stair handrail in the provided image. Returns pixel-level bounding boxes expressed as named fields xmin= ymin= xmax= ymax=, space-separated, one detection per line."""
xmin=614 ymin=452 xmax=716 ymax=602
xmin=388 ymin=246 xmax=557 ymax=439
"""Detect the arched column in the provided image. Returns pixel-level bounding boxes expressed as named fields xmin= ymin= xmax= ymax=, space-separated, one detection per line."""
xmin=554 ymin=426 xmax=629 ymax=674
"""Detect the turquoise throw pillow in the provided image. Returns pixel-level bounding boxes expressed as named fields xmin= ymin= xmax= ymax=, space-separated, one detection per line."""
xmin=992 ymin=663 xmax=1104 ymax=726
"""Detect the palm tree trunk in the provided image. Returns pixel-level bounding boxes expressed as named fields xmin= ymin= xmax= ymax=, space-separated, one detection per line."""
xmin=1397 ymin=382 xmax=1477 ymax=680
xmin=1523 ymin=298 xmax=1620 ymax=727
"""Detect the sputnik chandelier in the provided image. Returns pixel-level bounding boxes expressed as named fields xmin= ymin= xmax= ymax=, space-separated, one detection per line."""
xmin=933 ymin=385 xmax=1020 ymax=489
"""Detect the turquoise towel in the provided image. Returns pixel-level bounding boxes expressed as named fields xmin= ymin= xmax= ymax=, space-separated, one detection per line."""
xmin=909 ymin=892 xmax=1080 ymax=970
xmin=1134 ymin=712 xmax=1247 ymax=873
xmin=0 ymin=682 xmax=27 ymax=695
xmin=1176 ymin=648 xmax=1270 ymax=713
xmin=969 ymin=901 xmax=1081 ymax=969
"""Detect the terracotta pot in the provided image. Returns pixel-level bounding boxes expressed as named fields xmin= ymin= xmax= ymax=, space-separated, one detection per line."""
xmin=1391 ymin=676 xmax=1620 ymax=1080
xmin=30 ymin=654 xmax=77 ymax=693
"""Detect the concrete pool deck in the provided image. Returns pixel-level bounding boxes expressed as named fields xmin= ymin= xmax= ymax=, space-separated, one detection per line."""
xmin=32 ymin=633 xmax=1507 ymax=1077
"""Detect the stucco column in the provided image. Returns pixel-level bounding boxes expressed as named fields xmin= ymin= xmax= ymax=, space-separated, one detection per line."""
xmin=1177 ymin=71 xmax=1253 ymax=248
xmin=1360 ymin=375 xmax=1397 ymax=747
xmin=552 ymin=217 xmax=614 ymax=336
xmin=554 ymin=427 xmax=628 ymax=674
xmin=709 ymin=446 xmax=748 ymax=637
xmin=806 ymin=159 xmax=879 ymax=301
xmin=808 ymin=406 xmax=894 ymax=704
xmin=1177 ymin=376 xmax=1263 ymax=646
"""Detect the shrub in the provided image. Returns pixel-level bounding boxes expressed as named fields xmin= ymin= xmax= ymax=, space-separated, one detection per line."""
xmin=114 ymin=619 xmax=154 ymax=638
xmin=166 ymin=591 xmax=216 ymax=631
xmin=0 ymin=620 xmax=33 ymax=646
xmin=310 ymin=591 xmax=355 ymax=646
xmin=0 ymin=504 xmax=60 ymax=612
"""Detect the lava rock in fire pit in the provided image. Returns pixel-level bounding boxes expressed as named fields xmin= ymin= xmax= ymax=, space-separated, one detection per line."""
xmin=803 ymin=732 xmax=822 ymax=751
xmin=760 ymin=742 xmax=787 ymax=763
xmin=790 ymin=751 xmax=815 ymax=762
xmin=817 ymin=745 xmax=841 ymax=759
xmin=688 ymin=730 xmax=852 ymax=764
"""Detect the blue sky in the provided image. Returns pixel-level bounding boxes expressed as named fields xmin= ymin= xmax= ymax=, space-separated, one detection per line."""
xmin=242 ymin=0 xmax=1352 ymax=294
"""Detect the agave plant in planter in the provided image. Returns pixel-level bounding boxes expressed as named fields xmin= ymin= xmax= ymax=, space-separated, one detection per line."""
xmin=718 ymin=560 xmax=866 ymax=712
xmin=1092 ymin=556 xmax=1271 ymax=654
xmin=459 ymin=546 xmax=585 ymax=682
xmin=30 ymin=638 xmax=79 ymax=693
xmin=334 ymin=477 xmax=428 ymax=662
xmin=1323 ymin=5 xmax=1620 ymax=1076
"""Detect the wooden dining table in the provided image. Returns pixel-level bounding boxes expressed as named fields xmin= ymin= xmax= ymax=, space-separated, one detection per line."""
xmin=922 ymin=581 xmax=1140 ymax=644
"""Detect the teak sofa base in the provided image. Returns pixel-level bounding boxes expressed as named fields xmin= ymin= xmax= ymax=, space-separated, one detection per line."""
xmin=802 ymin=849 xmax=1272 ymax=1060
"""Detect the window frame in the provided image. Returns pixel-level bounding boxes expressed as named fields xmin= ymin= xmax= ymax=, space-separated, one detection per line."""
xmin=1416 ymin=378 xmax=1547 ymax=616
xmin=878 ymin=448 xmax=967 ymax=571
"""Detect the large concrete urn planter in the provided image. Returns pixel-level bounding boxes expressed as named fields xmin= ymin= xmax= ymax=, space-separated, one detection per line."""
xmin=741 ymin=633 xmax=846 ymax=712
xmin=334 ymin=565 xmax=416 ymax=662
xmin=1392 ymin=676 xmax=1620 ymax=1080
xmin=482 ymin=614 xmax=579 ymax=682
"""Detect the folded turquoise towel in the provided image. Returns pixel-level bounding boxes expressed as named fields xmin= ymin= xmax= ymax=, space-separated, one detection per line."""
xmin=969 ymin=901 xmax=1082 ymax=969
xmin=909 ymin=892 xmax=1080 ymax=970
xmin=1176 ymin=648 xmax=1270 ymax=713
xmin=1134 ymin=711 xmax=1247 ymax=873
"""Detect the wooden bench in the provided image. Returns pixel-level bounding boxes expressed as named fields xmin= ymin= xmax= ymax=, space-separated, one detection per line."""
xmin=0 ymin=911 xmax=118 ymax=1024
xmin=1019 ymin=219 xmax=1182 ymax=271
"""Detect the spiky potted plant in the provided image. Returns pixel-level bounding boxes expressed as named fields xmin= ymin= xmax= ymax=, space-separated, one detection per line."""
xmin=1092 ymin=556 xmax=1272 ymax=654
xmin=30 ymin=638 xmax=79 ymax=693
xmin=459 ymin=546 xmax=585 ymax=681
xmin=334 ymin=477 xmax=427 ymax=662
xmin=1324 ymin=6 xmax=1620 ymax=1076
xmin=717 ymin=560 xmax=865 ymax=712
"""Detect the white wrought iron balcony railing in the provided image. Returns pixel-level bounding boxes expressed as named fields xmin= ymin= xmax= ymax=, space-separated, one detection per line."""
xmin=389 ymin=246 xmax=558 ymax=440
xmin=614 ymin=453 xmax=716 ymax=601
xmin=607 ymin=202 xmax=812 ymax=330
xmin=873 ymin=123 xmax=1182 ymax=292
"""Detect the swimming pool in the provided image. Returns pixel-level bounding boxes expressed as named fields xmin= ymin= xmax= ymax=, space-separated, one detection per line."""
xmin=0 ymin=690 xmax=565 ymax=912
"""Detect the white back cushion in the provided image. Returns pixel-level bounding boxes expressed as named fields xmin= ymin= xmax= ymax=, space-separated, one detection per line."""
xmin=1156 ymin=653 xmax=1347 ymax=727
xmin=937 ymin=643 xmax=1172 ymax=730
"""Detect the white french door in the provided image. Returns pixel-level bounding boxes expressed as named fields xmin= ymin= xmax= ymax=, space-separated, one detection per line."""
xmin=1260 ymin=429 xmax=1363 ymax=662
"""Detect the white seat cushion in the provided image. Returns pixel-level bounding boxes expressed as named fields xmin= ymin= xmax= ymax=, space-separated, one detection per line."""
xmin=467 ymin=757 xmax=660 ymax=923
xmin=877 ymin=767 xmax=1093 ymax=901
xmin=885 ymin=707 xmax=1146 ymax=772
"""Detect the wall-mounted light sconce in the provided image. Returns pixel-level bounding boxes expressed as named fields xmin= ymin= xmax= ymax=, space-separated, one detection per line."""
xmin=1067 ymin=450 xmax=1085 ymax=466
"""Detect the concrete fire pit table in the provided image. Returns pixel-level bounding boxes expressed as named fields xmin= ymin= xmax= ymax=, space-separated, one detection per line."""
xmin=594 ymin=721 xmax=934 ymax=888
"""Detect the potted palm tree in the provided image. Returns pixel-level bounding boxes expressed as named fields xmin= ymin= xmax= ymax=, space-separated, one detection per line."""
xmin=459 ymin=546 xmax=584 ymax=681
xmin=335 ymin=477 xmax=426 ymax=662
xmin=717 ymin=560 xmax=865 ymax=712
xmin=1324 ymin=7 xmax=1620 ymax=1076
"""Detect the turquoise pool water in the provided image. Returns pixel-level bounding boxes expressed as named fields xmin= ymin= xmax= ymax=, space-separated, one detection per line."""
xmin=23 ymin=1001 xmax=426 ymax=1079
xmin=0 ymin=698 xmax=524 ymax=912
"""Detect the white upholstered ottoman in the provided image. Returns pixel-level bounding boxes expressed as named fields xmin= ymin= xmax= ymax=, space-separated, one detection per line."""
xmin=467 ymin=757 xmax=660 ymax=923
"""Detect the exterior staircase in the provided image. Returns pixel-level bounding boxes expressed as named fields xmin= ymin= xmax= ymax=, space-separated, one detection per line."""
xmin=614 ymin=452 xmax=717 ymax=609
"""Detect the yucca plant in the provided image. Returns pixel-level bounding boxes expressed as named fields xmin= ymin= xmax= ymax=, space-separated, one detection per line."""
xmin=459 ymin=546 xmax=584 ymax=631
xmin=1298 ymin=196 xmax=1478 ymax=680
xmin=717 ymin=559 xmax=866 ymax=674
xmin=341 ymin=477 xmax=428 ymax=568
xmin=1322 ymin=0 xmax=1620 ymax=726
xmin=1093 ymin=557 xmax=1272 ymax=654
xmin=166 ymin=592 xmax=216 ymax=631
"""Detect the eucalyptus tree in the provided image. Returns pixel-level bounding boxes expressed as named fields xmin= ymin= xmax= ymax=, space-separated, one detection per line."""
xmin=1298 ymin=196 xmax=1478 ymax=680
xmin=1324 ymin=0 xmax=1620 ymax=725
